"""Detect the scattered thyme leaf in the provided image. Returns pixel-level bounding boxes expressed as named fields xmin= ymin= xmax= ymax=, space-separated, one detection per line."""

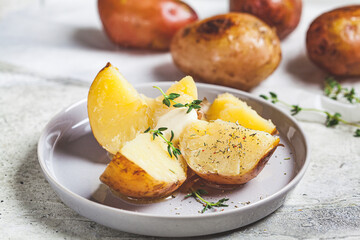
xmin=354 ymin=129 xmax=360 ymax=137
xmin=260 ymin=94 xmax=268 ymax=100
xmin=185 ymin=189 xmax=229 ymax=213
xmin=269 ymin=92 xmax=277 ymax=99
xmin=290 ymin=105 xmax=302 ymax=116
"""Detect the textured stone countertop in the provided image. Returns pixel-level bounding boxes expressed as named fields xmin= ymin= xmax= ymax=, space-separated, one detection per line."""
xmin=1 ymin=0 xmax=359 ymax=239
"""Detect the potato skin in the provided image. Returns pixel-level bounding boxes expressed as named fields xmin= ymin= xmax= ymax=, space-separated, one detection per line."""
xmin=98 ymin=0 xmax=198 ymax=50
xmin=171 ymin=13 xmax=281 ymax=91
xmin=193 ymin=147 xmax=277 ymax=185
xmin=230 ymin=0 xmax=302 ymax=39
xmin=306 ymin=5 xmax=360 ymax=76
xmin=100 ymin=154 xmax=184 ymax=199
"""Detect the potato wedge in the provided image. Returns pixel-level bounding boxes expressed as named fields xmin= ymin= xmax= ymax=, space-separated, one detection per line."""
xmin=179 ymin=120 xmax=279 ymax=185
xmin=88 ymin=63 xmax=152 ymax=154
xmin=206 ymin=93 xmax=277 ymax=134
xmin=100 ymin=133 xmax=187 ymax=199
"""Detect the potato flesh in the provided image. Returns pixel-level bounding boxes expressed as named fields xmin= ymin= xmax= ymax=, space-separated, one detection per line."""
xmin=155 ymin=108 xmax=198 ymax=144
xmin=166 ymin=76 xmax=198 ymax=100
xmin=180 ymin=120 xmax=279 ymax=178
xmin=88 ymin=63 xmax=152 ymax=154
xmin=121 ymin=133 xmax=186 ymax=183
xmin=100 ymin=153 xmax=184 ymax=199
xmin=149 ymin=76 xmax=198 ymax=122
xmin=206 ymin=93 xmax=276 ymax=134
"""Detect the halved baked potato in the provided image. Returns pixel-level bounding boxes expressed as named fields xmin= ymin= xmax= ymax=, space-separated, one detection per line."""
xmin=179 ymin=120 xmax=279 ymax=185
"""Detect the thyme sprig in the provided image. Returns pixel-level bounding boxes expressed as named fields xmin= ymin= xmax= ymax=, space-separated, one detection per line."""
xmin=185 ymin=189 xmax=229 ymax=213
xmin=153 ymin=86 xmax=202 ymax=113
xmin=355 ymin=129 xmax=360 ymax=137
xmin=324 ymin=77 xmax=360 ymax=103
xmin=144 ymin=127 xmax=181 ymax=159
xmin=260 ymin=92 xmax=360 ymax=136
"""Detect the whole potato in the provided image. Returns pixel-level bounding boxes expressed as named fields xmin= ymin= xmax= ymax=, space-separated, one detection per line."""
xmin=306 ymin=5 xmax=360 ymax=76
xmin=171 ymin=13 xmax=281 ymax=91
xmin=230 ymin=0 xmax=302 ymax=39
xmin=98 ymin=0 xmax=198 ymax=50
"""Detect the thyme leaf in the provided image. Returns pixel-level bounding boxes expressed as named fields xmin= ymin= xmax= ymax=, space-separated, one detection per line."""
xmin=144 ymin=127 xmax=181 ymax=159
xmin=153 ymin=86 xmax=202 ymax=113
xmin=185 ymin=189 xmax=229 ymax=213
xmin=324 ymin=77 xmax=360 ymax=103
xmin=354 ymin=129 xmax=360 ymax=137
xmin=260 ymin=92 xmax=360 ymax=137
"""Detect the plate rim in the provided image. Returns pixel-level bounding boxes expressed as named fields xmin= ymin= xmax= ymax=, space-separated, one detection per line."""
xmin=37 ymin=81 xmax=310 ymax=220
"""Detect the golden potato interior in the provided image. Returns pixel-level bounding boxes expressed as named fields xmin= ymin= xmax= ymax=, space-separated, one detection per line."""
xmin=88 ymin=63 xmax=152 ymax=154
xmin=206 ymin=93 xmax=276 ymax=134
xmin=148 ymin=76 xmax=198 ymax=122
xmin=179 ymin=120 xmax=279 ymax=185
xmin=100 ymin=133 xmax=187 ymax=199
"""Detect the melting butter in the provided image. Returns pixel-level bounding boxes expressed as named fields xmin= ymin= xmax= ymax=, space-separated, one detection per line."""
xmin=155 ymin=108 xmax=198 ymax=142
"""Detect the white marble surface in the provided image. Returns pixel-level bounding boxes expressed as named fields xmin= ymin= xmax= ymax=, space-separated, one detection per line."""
xmin=0 ymin=0 xmax=360 ymax=239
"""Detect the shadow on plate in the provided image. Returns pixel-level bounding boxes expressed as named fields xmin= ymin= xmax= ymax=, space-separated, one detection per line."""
xmin=55 ymin=130 xmax=109 ymax=165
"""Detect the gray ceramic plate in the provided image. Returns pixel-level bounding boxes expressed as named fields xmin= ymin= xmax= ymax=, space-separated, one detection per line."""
xmin=38 ymin=82 xmax=310 ymax=237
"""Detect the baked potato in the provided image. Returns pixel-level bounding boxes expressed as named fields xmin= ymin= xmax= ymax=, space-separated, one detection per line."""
xmin=98 ymin=0 xmax=198 ymax=50
xmin=306 ymin=5 xmax=360 ymax=76
xmin=230 ymin=0 xmax=302 ymax=39
xmin=171 ymin=13 xmax=281 ymax=91
xmin=179 ymin=120 xmax=280 ymax=185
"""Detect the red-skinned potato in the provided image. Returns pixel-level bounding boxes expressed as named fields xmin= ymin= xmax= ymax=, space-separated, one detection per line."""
xmin=306 ymin=5 xmax=360 ymax=76
xmin=230 ymin=0 xmax=302 ymax=39
xmin=98 ymin=0 xmax=198 ymax=50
